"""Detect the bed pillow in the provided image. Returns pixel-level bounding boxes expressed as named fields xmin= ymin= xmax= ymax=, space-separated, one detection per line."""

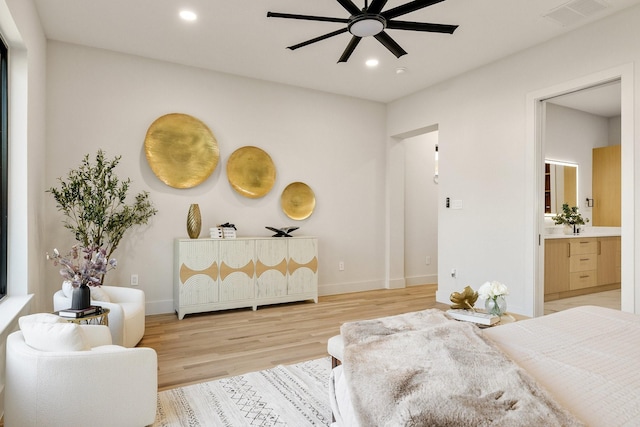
xmin=19 ymin=313 xmax=90 ymax=352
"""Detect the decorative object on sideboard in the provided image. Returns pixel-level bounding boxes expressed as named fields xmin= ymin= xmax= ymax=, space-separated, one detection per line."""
xmin=144 ymin=113 xmax=219 ymax=189
xmin=47 ymin=246 xmax=116 ymax=310
xmin=186 ymin=204 xmax=202 ymax=239
xmin=47 ymin=150 xmax=157 ymax=264
xmin=266 ymin=226 xmax=299 ymax=237
xmin=281 ymin=181 xmax=316 ymax=220
xmin=210 ymin=222 xmax=237 ymax=239
xmin=552 ymin=203 xmax=589 ymax=235
xmin=449 ymin=286 xmax=478 ymax=310
xmin=221 ymin=222 xmax=237 ymax=239
xmin=477 ymin=281 xmax=509 ymax=317
xmin=227 ymin=146 xmax=276 ymax=198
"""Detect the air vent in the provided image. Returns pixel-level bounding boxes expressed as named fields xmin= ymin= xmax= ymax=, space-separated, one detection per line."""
xmin=544 ymin=0 xmax=609 ymax=27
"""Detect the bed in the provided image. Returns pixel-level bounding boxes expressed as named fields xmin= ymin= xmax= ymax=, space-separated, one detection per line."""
xmin=329 ymin=305 xmax=640 ymax=427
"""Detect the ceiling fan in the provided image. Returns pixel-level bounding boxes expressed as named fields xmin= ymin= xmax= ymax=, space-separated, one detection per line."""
xmin=267 ymin=0 xmax=458 ymax=63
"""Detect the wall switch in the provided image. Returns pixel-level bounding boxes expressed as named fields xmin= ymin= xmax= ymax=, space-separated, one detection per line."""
xmin=130 ymin=274 xmax=139 ymax=286
xmin=338 ymin=261 xmax=345 ymax=271
xmin=425 ymin=256 xmax=431 ymax=265
xmin=451 ymin=199 xmax=463 ymax=209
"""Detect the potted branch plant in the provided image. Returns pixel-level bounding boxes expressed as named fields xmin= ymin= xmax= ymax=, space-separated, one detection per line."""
xmin=551 ymin=203 xmax=589 ymax=234
xmin=47 ymin=150 xmax=158 ymax=306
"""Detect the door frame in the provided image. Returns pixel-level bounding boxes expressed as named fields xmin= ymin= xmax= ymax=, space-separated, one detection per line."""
xmin=526 ymin=64 xmax=634 ymax=317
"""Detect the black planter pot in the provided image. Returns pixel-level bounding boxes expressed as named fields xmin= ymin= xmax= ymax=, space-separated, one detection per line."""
xmin=71 ymin=284 xmax=91 ymax=310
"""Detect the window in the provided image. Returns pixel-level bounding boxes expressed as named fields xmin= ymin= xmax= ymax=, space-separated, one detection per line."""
xmin=0 ymin=35 xmax=8 ymax=299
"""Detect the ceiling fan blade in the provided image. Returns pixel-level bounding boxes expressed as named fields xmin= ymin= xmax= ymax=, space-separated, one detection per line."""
xmin=288 ymin=28 xmax=349 ymax=51
xmin=367 ymin=0 xmax=389 ymax=14
xmin=374 ymin=31 xmax=407 ymax=58
xmin=336 ymin=0 xmax=362 ymax=15
xmin=267 ymin=11 xmax=349 ymax=24
xmin=386 ymin=20 xmax=458 ymax=34
xmin=382 ymin=0 xmax=445 ymax=20
xmin=338 ymin=36 xmax=362 ymax=63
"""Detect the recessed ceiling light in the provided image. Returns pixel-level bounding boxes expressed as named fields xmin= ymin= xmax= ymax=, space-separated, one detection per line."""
xmin=396 ymin=67 xmax=408 ymax=74
xmin=179 ymin=10 xmax=197 ymax=21
xmin=365 ymin=58 xmax=379 ymax=67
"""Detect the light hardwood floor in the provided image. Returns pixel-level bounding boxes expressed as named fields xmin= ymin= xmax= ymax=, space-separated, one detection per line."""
xmin=140 ymin=284 xmax=449 ymax=391
xmin=141 ymin=285 xmax=620 ymax=391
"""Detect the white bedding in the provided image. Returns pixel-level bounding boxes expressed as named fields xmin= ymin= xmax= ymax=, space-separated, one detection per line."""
xmin=331 ymin=306 xmax=640 ymax=427
xmin=483 ymin=305 xmax=640 ymax=427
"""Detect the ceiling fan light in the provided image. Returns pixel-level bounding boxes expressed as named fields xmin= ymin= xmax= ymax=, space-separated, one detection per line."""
xmin=179 ymin=10 xmax=197 ymax=21
xmin=348 ymin=15 xmax=385 ymax=37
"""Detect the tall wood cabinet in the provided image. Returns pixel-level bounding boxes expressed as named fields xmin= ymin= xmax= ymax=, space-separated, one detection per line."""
xmin=544 ymin=236 xmax=620 ymax=301
xmin=592 ymin=145 xmax=621 ymax=226
xmin=174 ymin=237 xmax=318 ymax=319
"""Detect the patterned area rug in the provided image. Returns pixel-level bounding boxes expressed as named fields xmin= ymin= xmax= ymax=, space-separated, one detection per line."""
xmin=153 ymin=358 xmax=332 ymax=426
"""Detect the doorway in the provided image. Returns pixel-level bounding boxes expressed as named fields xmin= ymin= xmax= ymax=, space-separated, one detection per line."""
xmin=403 ymin=131 xmax=438 ymax=286
xmin=529 ymin=65 xmax=634 ymax=317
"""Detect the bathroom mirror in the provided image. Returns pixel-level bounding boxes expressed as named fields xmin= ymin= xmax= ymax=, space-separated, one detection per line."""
xmin=545 ymin=161 xmax=578 ymax=214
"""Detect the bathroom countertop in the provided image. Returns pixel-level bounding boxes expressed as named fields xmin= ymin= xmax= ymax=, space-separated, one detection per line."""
xmin=544 ymin=227 xmax=621 ymax=239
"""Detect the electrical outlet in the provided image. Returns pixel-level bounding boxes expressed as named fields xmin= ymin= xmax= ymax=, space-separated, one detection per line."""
xmin=130 ymin=274 xmax=139 ymax=286
xmin=338 ymin=261 xmax=345 ymax=271
xmin=450 ymin=268 xmax=457 ymax=278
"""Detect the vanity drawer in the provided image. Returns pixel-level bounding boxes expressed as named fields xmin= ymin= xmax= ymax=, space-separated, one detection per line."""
xmin=569 ymin=239 xmax=597 ymax=255
xmin=569 ymin=254 xmax=597 ymax=272
xmin=570 ymin=270 xmax=597 ymax=289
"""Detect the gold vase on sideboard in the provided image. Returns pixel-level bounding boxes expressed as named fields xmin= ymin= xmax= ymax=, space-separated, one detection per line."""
xmin=187 ymin=204 xmax=202 ymax=239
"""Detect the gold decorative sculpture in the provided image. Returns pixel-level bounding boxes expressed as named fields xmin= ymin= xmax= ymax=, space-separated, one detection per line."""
xmin=226 ymin=146 xmax=276 ymax=198
xmin=281 ymin=182 xmax=316 ymax=220
xmin=144 ymin=113 xmax=219 ymax=189
xmin=449 ymin=286 xmax=479 ymax=310
xmin=186 ymin=204 xmax=201 ymax=239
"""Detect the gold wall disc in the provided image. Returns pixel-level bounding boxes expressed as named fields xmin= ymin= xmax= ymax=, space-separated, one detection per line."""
xmin=226 ymin=146 xmax=276 ymax=198
xmin=144 ymin=113 xmax=219 ymax=189
xmin=281 ymin=182 xmax=315 ymax=220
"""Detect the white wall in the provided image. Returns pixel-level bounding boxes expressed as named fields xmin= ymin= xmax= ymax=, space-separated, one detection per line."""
xmin=0 ymin=0 xmax=46 ymax=418
xmin=545 ymin=103 xmax=611 ymax=224
xmin=387 ymin=5 xmax=640 ymax=316
xmin=44 ymin=42 xmax=388 ymax=313
xmin=404 ymin=132 xmax=438 ymax=285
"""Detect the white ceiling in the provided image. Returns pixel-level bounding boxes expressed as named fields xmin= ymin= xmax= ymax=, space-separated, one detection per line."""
xmin=33 ymin=0 xmax=640 ymax=103
xmin=547 ymin=81 xmax=621 ymax=117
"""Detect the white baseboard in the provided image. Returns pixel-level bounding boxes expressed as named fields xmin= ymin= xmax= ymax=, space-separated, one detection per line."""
xmin=145 ymin=300 xmax=174 ymax=316
xmin=319 ymin=279 xmax=386 ymax=296
xmin=147 ymin=277 xmax=437 ymax=315
xmin=405 ymin=274 xmax=438 ymax=287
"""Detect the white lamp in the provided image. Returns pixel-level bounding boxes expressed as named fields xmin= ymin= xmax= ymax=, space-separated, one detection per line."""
xmin=348 ymin=15 xmax=385 ymax=37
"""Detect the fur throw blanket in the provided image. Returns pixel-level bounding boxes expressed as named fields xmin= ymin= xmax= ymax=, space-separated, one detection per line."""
xmin=340 ymin=309 xmax=585 ymax=427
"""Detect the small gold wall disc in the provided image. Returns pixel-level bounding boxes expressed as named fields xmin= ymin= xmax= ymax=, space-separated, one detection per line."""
xmin=144 ymin=113 xmax=219 ymax=189
xmin=226 ymin=146 xmax=276 ymax=198
xmin=281 ymin=182 xmax=315 ymax=220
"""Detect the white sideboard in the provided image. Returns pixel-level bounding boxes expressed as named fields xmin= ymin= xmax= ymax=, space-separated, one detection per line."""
xmin=174 ymin=237 xmax=318 ymax=319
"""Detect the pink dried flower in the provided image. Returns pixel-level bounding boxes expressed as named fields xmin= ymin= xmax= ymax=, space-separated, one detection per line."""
xmin=46 ymin=245 xmax=116 ymax=288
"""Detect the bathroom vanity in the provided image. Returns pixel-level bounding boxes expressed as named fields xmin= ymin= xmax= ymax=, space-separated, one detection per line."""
xmin=544 ymin=232 xmax=620 ymax=301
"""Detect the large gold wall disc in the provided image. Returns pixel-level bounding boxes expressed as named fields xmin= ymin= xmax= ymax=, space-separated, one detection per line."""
xmin=226 ymin=146 xmax=276 ymax=198
xmin=281 ymin=182 xmax=315 ymax=220
xmin=144 ymin=113 xmax=219 ymax=189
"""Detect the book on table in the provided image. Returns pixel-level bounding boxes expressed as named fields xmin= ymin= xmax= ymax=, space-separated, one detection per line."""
xmin=58 ymin=306 xmax=100 ymax=318
xmin=446 ymin=309 xmax=500 ymax=326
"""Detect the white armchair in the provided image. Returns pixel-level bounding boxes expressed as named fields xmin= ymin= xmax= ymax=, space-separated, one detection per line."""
xmin=5 ymin=317 xmax=157 ymax=427
xmin=54 ymin=285 xmax=145 ymax=348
